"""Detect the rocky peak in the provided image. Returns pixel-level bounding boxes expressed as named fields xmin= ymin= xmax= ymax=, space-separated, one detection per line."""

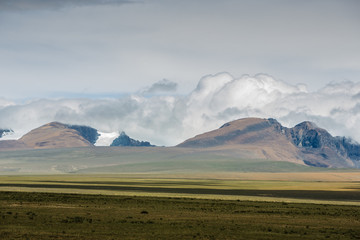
xmin=267 ymin=118 xmax=285 ymax=132
xmin=111 ymin=132 xmax=154 ymax=147
xmin=285 ymin=121 xmax=328 ymax=148
xmin=281 ymin=120 xmax=359 ymax=167
xmin=178 ymin=117 xmax=360 ymax=168
xmin=0 ymin=129 xmax=13 ymax=138
xmin=66 ymin=124 xmax=99 ymax=145
xmin=294 ymin=121 xmax=317 ymax=130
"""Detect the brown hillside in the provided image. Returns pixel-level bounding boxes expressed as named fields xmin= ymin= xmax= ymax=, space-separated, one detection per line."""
xmin=177 ymin=117 xmax=358 ymax=168
xmin=178 ymin=118 xmax=304 ymax=165
xmin=0 ymin=140 xmax=28 ymax=150
xmin=19 ymin=122 xmax=93 ymax=149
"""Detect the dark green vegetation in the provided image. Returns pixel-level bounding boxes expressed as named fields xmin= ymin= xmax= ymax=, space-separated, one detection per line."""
xmin=1 ymin=191 xmax=360 ymax=240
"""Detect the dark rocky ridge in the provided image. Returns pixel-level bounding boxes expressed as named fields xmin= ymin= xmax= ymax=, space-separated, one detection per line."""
xmin=111 ymin=132 xmax=154 ymax=147
xmin=0 ymin=129 xmax=13 ymax=138
xmin=66 ymin=124 xmax=99 ymax=145
xmin=267 ymin=118 xmax=360 ymax=167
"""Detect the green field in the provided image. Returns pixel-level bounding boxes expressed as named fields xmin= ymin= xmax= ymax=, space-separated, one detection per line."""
xmin=1 ymin=191 xmax=360 ymax=240
xmin=1 ymin=174 xmax=360 ymax=239
xmin=0 ymin=146 xmax=342 ymax=174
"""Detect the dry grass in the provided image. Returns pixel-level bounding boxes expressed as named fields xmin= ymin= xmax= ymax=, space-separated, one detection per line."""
xmin=1 ymin=173 xmax=360 ymax=205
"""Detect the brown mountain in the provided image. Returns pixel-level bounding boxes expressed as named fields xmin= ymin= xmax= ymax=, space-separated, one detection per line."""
xmin=0 ymin=122 xmax=93 ymax=150
xmin=1 ymin=118 xmax=359 ymax=168
xmin=177 ymin=118 xmax=359 ymax=168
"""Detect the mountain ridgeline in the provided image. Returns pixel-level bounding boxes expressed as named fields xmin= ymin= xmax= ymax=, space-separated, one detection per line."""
xmin=0 ymin=122 xmax=99 ymax=150
xmin=269 ymin=119 xmax=360 ymax=167
xmin=0 ymin=122 xmax=154 ymax=150
xmin=0 ymin=129 xmax=13 ymax=138
xmin=66 ymin=124 xmax=99 ymax=145
xmin=178 ymin=118 xmax=360 ymax=168
xmin=111 ymin=132 xmax=154 ymax=147
xmin=16 ymin=122 xmax=94 ymax=149
xmin=1 ymin=118 xmax=360 ymax=169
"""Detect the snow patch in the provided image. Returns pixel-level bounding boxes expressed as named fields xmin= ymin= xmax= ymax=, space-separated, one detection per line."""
xmin=95 ymin=131 xmax=119 ymax=146
xmin=0 ymin=130 xmax=23 ymax=140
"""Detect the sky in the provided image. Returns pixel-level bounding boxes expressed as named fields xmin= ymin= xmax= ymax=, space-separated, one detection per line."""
xmin=0 ymin=0 xmax=360 ymax=145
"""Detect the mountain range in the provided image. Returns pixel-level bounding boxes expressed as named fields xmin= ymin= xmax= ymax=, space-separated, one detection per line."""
xmin=0 ymin=118 xmax=359 ymax=169
xmin=0 ymin=122 xmax=153 ymax=150
xmin=178 ymin=118 xmax=360 ymax=168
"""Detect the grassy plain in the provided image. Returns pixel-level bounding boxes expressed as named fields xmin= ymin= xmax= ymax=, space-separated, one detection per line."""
xmin=1 ymin=173 xmax=360 ymax=205
xmin=0 ymin=146 xmax=341 ymax=174
xmin=1 ymin=173 xmax=360 ymax=239
xmin=1 ymin=146 xmax=360 ymax=238
xmin=1 ymin=191 xmax=360 ymax=239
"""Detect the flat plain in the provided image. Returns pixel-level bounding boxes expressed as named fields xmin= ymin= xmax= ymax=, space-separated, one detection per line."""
xmin=1 ymin=190 xmax=360 ymax=240
xmin=1 ymin=144 xmax=360 ymax=240
xmin=0 ymin=146 xmax=339 ymax=174
xmin=1 ymin=173 xmax=360 ymax=204
xmin=0 ymin=173 xmax=360 ymax=239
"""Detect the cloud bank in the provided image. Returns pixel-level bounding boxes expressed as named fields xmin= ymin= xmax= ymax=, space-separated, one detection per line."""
xmin=143 ymin=79 xmax=178 ymax=94
xmin=1 ymin=73 xmax=360 ymax=146
xmin=0 ymin=0 xmax=133 ymax=11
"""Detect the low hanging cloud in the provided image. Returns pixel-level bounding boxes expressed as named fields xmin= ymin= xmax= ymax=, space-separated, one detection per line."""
xmin=1 ymin=72 xmax=360 ymax=146
xmin=0 ymin=0 xmax=133 ymax=11
xmin=143 ymin=79 xmax=178 ymax=94
xmin=0 ymin=98 xmax=14 ymax=108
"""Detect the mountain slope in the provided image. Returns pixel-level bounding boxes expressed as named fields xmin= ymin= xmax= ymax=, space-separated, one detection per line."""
xmin=66 ymin=124 xmax=99 ymax=144
xmin=178 ymin=118 xmax=303 ymax=165
xmin=0 ymin=123 xmax=152 ymax=150
xmin=282 ymin=121 xmax=359 ymax=168
xmin=18 ymin=122 xmax=93 ymax=149
xmin=0 ymin=122 xmax=95 ymax=150
xmin=178 ymin=118 xmax=359 ymax=168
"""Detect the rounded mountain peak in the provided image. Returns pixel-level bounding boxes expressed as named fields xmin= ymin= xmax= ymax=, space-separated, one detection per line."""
xmin=19 ymin=122 xmax=93 ymax=149
xmin=42 ymin=122 xmax=68 ymax=129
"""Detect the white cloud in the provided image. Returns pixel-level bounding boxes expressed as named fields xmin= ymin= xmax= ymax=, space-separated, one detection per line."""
xmin=142 ymin=79 xmax=178 ymax=94
xmin=0 ymin=98 xmax=15 ymax=109
xmin=0 ymin=73 xmax=360 ymax=146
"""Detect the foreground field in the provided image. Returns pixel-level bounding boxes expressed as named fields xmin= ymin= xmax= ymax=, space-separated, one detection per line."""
xmin=1 ymin=191 xmax=360 ymax=240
